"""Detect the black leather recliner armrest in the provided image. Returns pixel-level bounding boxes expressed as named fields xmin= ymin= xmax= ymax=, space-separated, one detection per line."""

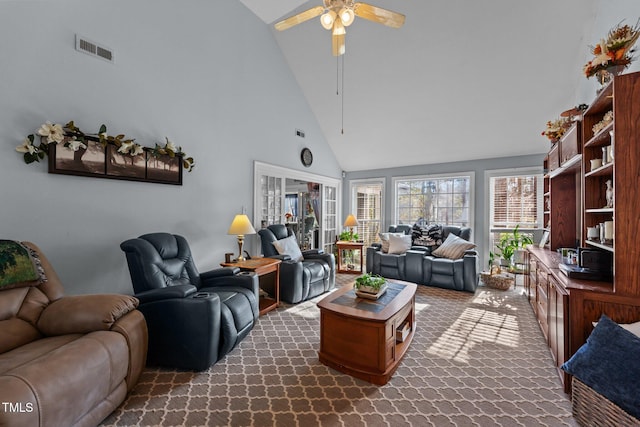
xmin=201 ymin=271 xmax=259 ymax=295
xmin=302 ymin=249 xmax=325 ymax=256
xmin=201 ymin=267 xmax=240 ymax=280
xmin=266 ymin=254 xmax=292 ymax=261
xmin=135 ymin=284 xmax=198 ymax=305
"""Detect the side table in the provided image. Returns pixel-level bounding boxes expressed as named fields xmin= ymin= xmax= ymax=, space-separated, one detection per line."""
xmin=336 ymin=241 xmax=364 ymax=274
xmin=221 ymin=257 xmax=281 ymax=315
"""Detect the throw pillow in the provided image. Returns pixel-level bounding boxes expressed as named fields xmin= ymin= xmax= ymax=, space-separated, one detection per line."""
xmin=388 ymin=234 xmax=412 ymax=254
xmin=378 ymin=232 xmax=405 ymax=253
xmin=592 ymin=319 xmax=640 ymax=338
xmin=562 ymin=315 xmax=640 ymax=420
xmin=272 ymin=235 xmax=304 ymax=262
xmin=431 ymin=233 xmax=476 ymax=260
xmin=0 ymin=240 xmax=46 ymax=290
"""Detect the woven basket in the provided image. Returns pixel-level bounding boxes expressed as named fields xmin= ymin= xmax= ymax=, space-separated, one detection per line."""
xmin=480 ymin=272 xmax=514 ymax=290
xmin=571 ymin=377 xmax=640 ymax=427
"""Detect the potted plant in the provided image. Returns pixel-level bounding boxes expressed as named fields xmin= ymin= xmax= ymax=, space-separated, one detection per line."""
xmin=491 ymin=225 xmax=533 ymax=271
xmin=339 ymin=229 xmax=359 ymax=242
xmin=354 ymin=273 xmax=387 ymax=295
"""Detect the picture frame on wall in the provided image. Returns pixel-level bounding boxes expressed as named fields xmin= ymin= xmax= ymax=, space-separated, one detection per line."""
xmin=105 ymin=145 xmax=146 ymax=179
xmin=146 ymin=153 xmax=182 ymax=185
xmin=48 ymin=139 xmax=183 ymax=185
xmin=49 ymin=140 xmax=106 ymax=177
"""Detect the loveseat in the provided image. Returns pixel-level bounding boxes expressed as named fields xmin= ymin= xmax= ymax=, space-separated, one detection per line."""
xmin=0 ymin=241 xmax=147 ymax=427
xmin=366 ymin=225 xmax=479 ymax=292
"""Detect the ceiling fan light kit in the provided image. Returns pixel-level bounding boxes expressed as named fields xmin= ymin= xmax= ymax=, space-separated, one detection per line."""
xmin=321 ymin=10 xmax=337 ymax=29
xmin=275 ymin=0 xmax=405 ymax=56
xmin=338 ymin=7 xmax=355 ymax=26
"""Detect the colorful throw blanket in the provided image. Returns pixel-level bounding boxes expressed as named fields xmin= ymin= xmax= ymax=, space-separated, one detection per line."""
xmin=0 ymin=240 xmax=44 ymax=289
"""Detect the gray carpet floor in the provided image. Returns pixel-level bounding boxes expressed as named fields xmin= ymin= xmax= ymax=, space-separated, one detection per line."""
xmin=102 ymin=275 xmax=577 ymax=426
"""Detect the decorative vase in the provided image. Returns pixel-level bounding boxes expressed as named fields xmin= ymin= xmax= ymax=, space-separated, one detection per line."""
xmin=595 ymin=65 xmax=627 ymax=88
xmin=595 ymin=69 xmax=613 ymax=87
xmin=607 ymin=64 xmax=627 ymax=76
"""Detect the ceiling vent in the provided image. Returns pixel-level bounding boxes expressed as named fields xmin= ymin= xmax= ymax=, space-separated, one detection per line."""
xmin=75 ymin=34 xmax=114 ymax=63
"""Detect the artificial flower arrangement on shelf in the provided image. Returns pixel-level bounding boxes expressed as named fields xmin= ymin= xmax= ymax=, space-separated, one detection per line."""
xmin=583 ymin=19 xmax=640 ymax=83
xmin=541 ymin=117 xmax=572 ymax=143
xmin=16 ymin=121 xmax=195 ymax=172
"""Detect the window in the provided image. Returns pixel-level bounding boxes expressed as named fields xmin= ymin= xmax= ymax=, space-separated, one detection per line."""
xmin=350 ymin=180 xmax=384 ymax=248
xmin=393 ymin=174 xmax=473 ymax=227
xmin=487 ymin=170 xmax=543 ymax=260
xmin=490 ymin=175 xmax=539 ymax=229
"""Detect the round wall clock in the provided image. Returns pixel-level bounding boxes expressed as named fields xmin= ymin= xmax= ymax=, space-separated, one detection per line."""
xmin=300 ymin=148 xmax=313 ymax=167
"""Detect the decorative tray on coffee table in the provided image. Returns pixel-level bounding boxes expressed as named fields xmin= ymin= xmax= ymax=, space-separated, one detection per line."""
xmin=355 ymin=283 xmax=388 ymax=300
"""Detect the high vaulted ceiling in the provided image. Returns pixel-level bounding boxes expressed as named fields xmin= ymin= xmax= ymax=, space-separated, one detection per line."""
xmin=240 ymin=0 xmax=597 ymax=171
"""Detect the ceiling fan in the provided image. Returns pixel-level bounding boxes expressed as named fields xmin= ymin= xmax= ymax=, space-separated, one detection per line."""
xmin=274 ymin=0 xmax=405 ymax=56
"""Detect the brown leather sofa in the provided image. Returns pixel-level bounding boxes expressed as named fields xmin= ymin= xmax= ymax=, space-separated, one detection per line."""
xmin=0 ymin=242 xmax=147 ymax=427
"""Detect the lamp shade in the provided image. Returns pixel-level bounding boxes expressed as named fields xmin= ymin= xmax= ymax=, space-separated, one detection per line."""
xmin=227 ymin=214 xmax=256 ymax=235
xmin=343 ymin=214 xmax=359 ymax=228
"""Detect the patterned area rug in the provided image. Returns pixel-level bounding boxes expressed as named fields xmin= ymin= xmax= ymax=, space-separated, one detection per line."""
xmin=102 ymin=275 xmax=577 ymax=426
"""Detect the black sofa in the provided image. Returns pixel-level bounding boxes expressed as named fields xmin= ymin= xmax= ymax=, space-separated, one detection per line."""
xmin=366 ymin=225 xmax=479 ymax=292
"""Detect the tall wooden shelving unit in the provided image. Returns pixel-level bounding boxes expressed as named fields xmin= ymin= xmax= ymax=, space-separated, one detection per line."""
xmin=526 ymin=71 xmax=640 ymax=393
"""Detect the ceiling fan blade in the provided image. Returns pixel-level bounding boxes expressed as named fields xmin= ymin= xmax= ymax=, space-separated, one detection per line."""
xmin=353 ymin=3 xmax=405 ymax=28
xmin=332 ymin=19 xmax=346 ymax=56
xmin=274 ymin=6 xmax=325 ymax=31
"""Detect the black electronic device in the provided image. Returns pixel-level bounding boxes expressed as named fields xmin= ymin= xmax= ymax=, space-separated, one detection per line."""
xmin=579 ymin=248 xmax=613 ymax=271
xmin=558 ymin=247 xmax=613 ymax=281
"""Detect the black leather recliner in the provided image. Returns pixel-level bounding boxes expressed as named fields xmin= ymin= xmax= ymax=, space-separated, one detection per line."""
xmin=120 ymin=233 xmax=259 ymax=371
xmin=258 ymin=224 xmax=335 ymax=304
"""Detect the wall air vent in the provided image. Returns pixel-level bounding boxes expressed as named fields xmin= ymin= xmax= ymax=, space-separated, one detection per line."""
xmin=75 ymin=34 xmax=114 ymax=63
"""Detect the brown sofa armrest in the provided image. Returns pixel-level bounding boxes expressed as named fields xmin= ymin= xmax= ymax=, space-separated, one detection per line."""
xmin=111 ymin=309 xmax=148 ymax=391
xmin=37 ymin=294 xmax=139 ymax=336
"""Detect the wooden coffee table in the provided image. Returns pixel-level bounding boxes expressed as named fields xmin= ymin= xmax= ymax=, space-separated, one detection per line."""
xmin=220 ymin=257 xmax=281 ymax=315
xmin=317 ymin=280 xmax=417 ymax=385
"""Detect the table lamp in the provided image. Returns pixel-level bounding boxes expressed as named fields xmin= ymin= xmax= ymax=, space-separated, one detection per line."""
xmin=227 ymin=214 xmax=256 ymax=261
xmin=343 ymin=214 xmax=359 ymax=241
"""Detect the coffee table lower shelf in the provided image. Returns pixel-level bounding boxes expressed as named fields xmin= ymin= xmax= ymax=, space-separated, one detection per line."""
xmin=317 ymin=281 xmax=416 ymax=385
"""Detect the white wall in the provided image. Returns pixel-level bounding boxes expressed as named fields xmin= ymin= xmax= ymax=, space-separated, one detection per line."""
xmin=576 ymin=0 xmax=640 ymax=104
xmin=0 ymin=0 xmax=342 ymax=295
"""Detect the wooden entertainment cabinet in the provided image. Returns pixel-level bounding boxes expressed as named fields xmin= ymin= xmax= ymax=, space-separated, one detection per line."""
xmin=526 ymin=71 xmax=640 ymax=393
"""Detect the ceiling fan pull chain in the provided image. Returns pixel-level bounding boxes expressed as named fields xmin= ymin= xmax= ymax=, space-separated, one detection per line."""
xmin=336 ymin=55 xmax=340 ymax=95
xmin=341 ymin=53 xmax=345 ymax=135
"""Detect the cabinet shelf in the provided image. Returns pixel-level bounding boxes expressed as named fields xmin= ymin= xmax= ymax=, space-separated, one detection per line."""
xmin=585 ymin=162 xmax=613 ymax=177
xmin=584 ymin=82 xmax=613 ymax=115
xmin=548 ymin=154 xmax=582 ymax=178
xmin=585 ymin=207 xmax=614 ymax=214
xmin=585 ymin=123 xmax=613 ymax=148
xmin=585 ymin=239 xmax=614 ymax=252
